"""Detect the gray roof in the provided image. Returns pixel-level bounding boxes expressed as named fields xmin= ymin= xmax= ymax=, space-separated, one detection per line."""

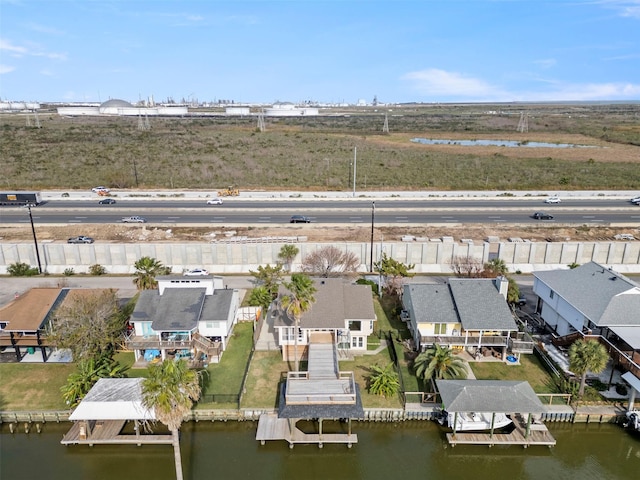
xmin=69 ymin=378 xmax=155 ymax=421
xmin=200 ymin=289 xmax=235 ymax=321
xmin=436 ymin=380 xmax=546 ymax=414
xmin=403 ymin=279 xmax=517 ymax=331
xmin=534 ymin=262 xmax=640 ymax=327
xmin=273 ymin=278 xmax=375 ymax=329
xmin=132 ymin=288 xmax=206 ymax=331
xmin=448 ymin=279 xmax=517 ymax=331
xmin=610 ymin=326 xmax=640 ymax=350
xmin=277 ymin=382 xmax=364 ymax=419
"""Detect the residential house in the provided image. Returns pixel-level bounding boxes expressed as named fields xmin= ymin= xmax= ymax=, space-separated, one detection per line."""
xmin=533 ymin=261 xmax=640 ymax=381
xmin=402 ymin=277 xmax=532 ymax=359
xmin=128 ymin=276 xmax=239 ymax=365
xmin=270 ymin=278 xmax=377 ymax=362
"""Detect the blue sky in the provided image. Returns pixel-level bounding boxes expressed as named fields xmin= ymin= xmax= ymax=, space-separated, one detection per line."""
xmin=1 ymin=0 xmax=639 ymax=103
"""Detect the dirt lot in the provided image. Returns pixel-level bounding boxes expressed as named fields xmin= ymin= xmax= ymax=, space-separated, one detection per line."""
xmin=1 ymin=223 xmax=638 ymax=244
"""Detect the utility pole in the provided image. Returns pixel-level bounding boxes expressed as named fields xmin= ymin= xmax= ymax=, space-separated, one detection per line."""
xmin=26 ymin=203 xmax=43 ymax=274
xmin=353 ymin=147 xmax=357 ymax=197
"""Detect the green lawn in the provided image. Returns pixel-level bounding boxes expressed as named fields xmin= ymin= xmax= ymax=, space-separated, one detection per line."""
xmin=0 ymin=363 xmax=75 ymax=410
xmin=469 ymin=354 xmax=557 ymax=393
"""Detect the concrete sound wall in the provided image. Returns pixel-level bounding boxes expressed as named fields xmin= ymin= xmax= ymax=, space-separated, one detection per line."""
xmin=1 ymin=240 xmax=639 ymax=275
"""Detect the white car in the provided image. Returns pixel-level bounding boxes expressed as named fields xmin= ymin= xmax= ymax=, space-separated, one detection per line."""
xmin=631 ymin=196 xmax=640 ymax=205
xmin=544 ymin=197 xmax=561 ymax=204
xmin=92 ymin=186 xmax=110 ymax=193
xmin=206 ymin=198 xmax=223 ymax=205
xmin=121 ymin=216 xmax=146 ymax=223
xmin=184 ymin=268 xmax=209 ymax=276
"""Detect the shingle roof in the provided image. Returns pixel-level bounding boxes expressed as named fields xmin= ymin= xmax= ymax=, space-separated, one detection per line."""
xmin=277 ymin=382 xmax=365 ymax=419
xmin=436 ymin=380 xmax=546 ymax=414
xmin=0 ymin=288 xmax=63 ymax=332
xmin=132 ymin=288 xmax=205 ymax=331
xmin=403 ymin=279 xmax=517 ymax=332
xmin=534 ymin=262 xmax=640 ymax=326
xmin=273 ymin=278 xmax=375 ymax=329
xmin=200 ymin=289 xmax=235 ymax=321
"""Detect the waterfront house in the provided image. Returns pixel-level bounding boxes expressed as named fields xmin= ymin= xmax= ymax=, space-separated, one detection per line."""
xmin=533 ymin=261 xmax=640 ymax=383
xmin=0 ymin=287 xmax=109 ymax=362
xmin=128 ymin=276 xmax=240 ymax=365
xmin=402 ymin=277 xmax=533 ymax=359
xmin=270 ymin=278 xmax=376 ymax=362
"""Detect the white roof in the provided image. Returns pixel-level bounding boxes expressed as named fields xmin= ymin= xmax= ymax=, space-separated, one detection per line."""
xmin=69 ymin=378 xmax=156 ymax=421
xmin=609 ymin=326 xmax=640 ymax=350
xmin=622 ymin=372 xmax=640 ymax=393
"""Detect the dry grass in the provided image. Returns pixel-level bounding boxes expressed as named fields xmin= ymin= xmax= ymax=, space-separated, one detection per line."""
xmin=0 ymin=363 xmax=75 ymax=410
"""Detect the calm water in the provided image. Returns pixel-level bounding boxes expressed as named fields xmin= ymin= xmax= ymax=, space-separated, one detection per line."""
xmin=410 ymin=138 xmax=594 ymax=148
xmin=1 ymin=421 xmax=639 ymax=480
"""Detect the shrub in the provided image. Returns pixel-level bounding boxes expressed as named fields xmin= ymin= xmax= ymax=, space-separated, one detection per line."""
xmin=89 ymin=264 xmax=107 ymax=276
xmin=7 ymin=262 xmax=39 ymax=276
xmin=63 ymin=268 xmax=75 ymax=276
xmin=616 ymin=384 xmax=628 ymax=396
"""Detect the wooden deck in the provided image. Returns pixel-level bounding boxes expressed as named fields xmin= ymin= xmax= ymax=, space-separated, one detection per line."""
xmin=446 ymin=417 xmax=556 ymax=448
xmin=61 ymin=420 xmax=173 ymax=446
xmin=256 ymin=413 xmax=357 ymax=448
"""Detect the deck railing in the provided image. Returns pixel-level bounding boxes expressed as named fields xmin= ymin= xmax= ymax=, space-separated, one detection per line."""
xmin=285 ymin=371 xmax=357 ymax=405
xmin=420 ymin=335 xmax=509 ymax=348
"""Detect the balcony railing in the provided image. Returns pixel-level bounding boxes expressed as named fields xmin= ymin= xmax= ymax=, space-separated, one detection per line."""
xmin=285 ymin=371 xmax=357 ymax=405
xmin=510 ymin=332 xmax=535 ymax=354
xmin=420 ymin=335 xmax=509 ymax=348
xmin=126 ymin=335 xmax=191 ymax=350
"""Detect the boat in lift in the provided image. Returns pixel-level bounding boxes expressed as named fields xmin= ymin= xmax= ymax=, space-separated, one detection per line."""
xmin=436 ymin=409 xmax=513 ymax=431
xmin=623 ymin=411 xmax=640 ymax=432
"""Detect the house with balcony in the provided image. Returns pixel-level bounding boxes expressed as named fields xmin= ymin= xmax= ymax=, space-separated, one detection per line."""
xmin=128 ymin=276 xmax=239 ymax=365
xmin=402 ymin=277 xmax=532 ymax=359
xmin=533 ymin=262 xmax=640 ymax=381
xmin=270 ymin=278 xmax=376 ymax=362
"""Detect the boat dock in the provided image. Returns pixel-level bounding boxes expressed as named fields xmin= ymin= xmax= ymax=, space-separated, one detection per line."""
xmin=446 ymin=416 xmax=556 ymax=448
xmin=61 ymin=420 xmax=173 ymax=446
xmin=256 ymin=413 xmax=357 ymax=448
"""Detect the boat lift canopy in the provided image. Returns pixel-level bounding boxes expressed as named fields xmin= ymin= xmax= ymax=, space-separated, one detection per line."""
xmin=436 ymin=380 xmax=546 ymax=414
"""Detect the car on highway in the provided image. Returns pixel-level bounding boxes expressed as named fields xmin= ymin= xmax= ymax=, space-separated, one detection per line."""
xmin=206 ymin=198 xmax=223 ymax=205
xmin=99 ymin=198 xmax=116 ymax=204
xmin=290 ymin=215 xmax=311 ymax=223
xmin=67 ymin=235 xmax=94 ymax=244
xmin=631 ymin=196 xmax=640 ymax=205
xmin=92 ymin=186 xmax=110 ymax=193
xmin=544 ymin=196 xmax=561 ymax=204
xmin=122 ymin=216 xmax=146 ymax=223
xmin=532 ymin=212 xmax=554 ymax=220
xmin=184 ymin=268 xmax=209 ymax=276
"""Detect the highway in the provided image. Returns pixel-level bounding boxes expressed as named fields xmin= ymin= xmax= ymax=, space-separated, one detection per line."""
xmin=1 ymin=198 xmax=639 ymax=226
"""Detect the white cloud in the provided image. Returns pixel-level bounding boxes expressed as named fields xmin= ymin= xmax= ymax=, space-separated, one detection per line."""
xmin=0 ymin=39 xmax=28 ymax=55
xmin=533 ymin=59 xmax=557 ymax=69
xmin=0 ymin=64 xmax=16 ymax=74
xmin=596 ymin=0 xmax=640 ymax=19
xmin=402 ymin=69 xmax=497 ymax=97
xmin=0 ymin=38 xmax=66 ymax=61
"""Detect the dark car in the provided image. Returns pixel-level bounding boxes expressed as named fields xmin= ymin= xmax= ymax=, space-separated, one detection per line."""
xmin=99 ymin=198 xmax=116 ymax=204
xmin=532 ymin=212 xmax=554 ymax=220
xmin=290 ymin=215 xmax=311 ymax=223
xmin=67 ymin=235 xmax=94 ymax=244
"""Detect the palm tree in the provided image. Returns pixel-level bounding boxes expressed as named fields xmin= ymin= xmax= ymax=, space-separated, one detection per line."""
xmin=278 ymin=244 xmax=299 ymax=271
xmin=368 ymin=363 xmax=400 ymax=398
xmin=133 ymin=256 xmax=166 ymax=290
xmin=568 ymin=339 xmax=609 ymax=397
xmin=142 ymin=359 xmax=201 ymax=480
xmin=414 ymin=344 xmax=468 ymax=383
xmin=279 ymin=273 xmax=316 ymax=371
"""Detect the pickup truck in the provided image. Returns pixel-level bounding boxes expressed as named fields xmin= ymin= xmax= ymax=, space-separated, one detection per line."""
xmin=121 ymin=216 xmax=146 ymax=223
xmin=67 ymin=236 xmax=94 ymax=244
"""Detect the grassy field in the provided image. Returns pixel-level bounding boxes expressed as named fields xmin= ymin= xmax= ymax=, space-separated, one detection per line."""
xmin=2 ymin=103 xmax=639 ymax=191
xmin=0 ymin=363 xmax=75 ymax=410
xmin=469 ymin=354 xmax=557 ymax=393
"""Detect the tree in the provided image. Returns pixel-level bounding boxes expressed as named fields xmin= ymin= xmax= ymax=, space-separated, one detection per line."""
xmin=568 ymin=339 xmax=609 ymax=397
xmin=367 ymin=363 xmax=400 ymax=398
xmin=61 ymin=354 xmax=128 ymax=407
xmin=49 ymin=289 xmax=126 ymax=361
xmin=279 ymin=273 xmax=316 ymax=371
xmin=450 ymin=255 xmax=484 ymax=278
xmin=7 ymin=262 xmax=39 ymax=276
xmin=142 ymin=359 xmax=202 ymax=480
xmin=374 ymin=253 xmax=414 ymax=296
xmin=133 ymin=256 xmax=168 ymax=290
xmin=483 ymin=258 xmax=509 ymax=277
xmin=246 ymin=285 xmax=274 ymax=313
xmin=301 ymin=245 xmax=360 ymax=277
xmin=250 ymin=264 xmax=284 ymax=298
xmin=506 ymin=277 xmax=521 ymax=305
xmin=414 ymin=344 xmax=468 ymax=383
xmin=278 ymin=244 xmax=299 ymax=271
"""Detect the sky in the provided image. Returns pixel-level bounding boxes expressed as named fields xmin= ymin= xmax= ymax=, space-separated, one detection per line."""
xmin=1 ymin=0 xmax=639 ymax=104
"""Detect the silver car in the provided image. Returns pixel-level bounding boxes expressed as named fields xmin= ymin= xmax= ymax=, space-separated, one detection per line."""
xmin=121 ymin=216 xmax=146 ymax=223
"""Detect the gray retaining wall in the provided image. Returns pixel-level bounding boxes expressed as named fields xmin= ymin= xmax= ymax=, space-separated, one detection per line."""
xmin=1 ymin=240 xmax=640 ymax=275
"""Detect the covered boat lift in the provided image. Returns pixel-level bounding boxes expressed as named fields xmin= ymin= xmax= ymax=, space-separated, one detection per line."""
xmin=436 ymin=379 xmax=556 ymax=447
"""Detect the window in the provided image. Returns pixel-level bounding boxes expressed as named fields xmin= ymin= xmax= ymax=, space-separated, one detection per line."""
xmin=434 ymin=324 xmax=447 ymax=335
xmin=282 ymin=327 xmax=294 ymax=342
xmin=348 ymin=321 xmax=362 ymax=331
xmin=550 ymin=291 xmax=554 ymax=299
xmin=205 ymin=321 xmax=221 ymax=329
xmin=351 ymin=336 xmax=363 ymax=348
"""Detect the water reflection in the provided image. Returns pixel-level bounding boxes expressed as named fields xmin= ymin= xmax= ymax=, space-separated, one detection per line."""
xmin=410 ymin=138 xmax=595 ymax=148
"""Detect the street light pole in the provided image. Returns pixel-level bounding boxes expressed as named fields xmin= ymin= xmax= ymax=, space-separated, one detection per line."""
xmin=26 ymin=203 xmax=43 ymax=274
xmin=370 ymin=201 xmax=375 ymax=272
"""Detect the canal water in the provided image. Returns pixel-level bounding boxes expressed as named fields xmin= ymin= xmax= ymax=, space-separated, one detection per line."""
xmin=2 ymin=421 xmax=639 ymax=479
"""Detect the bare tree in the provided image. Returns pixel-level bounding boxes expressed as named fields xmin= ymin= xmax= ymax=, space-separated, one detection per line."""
xmin=301 ymin=245 xmax=360 ymax=277
xmin=450 ymin=255 xmax=484 ymax=278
